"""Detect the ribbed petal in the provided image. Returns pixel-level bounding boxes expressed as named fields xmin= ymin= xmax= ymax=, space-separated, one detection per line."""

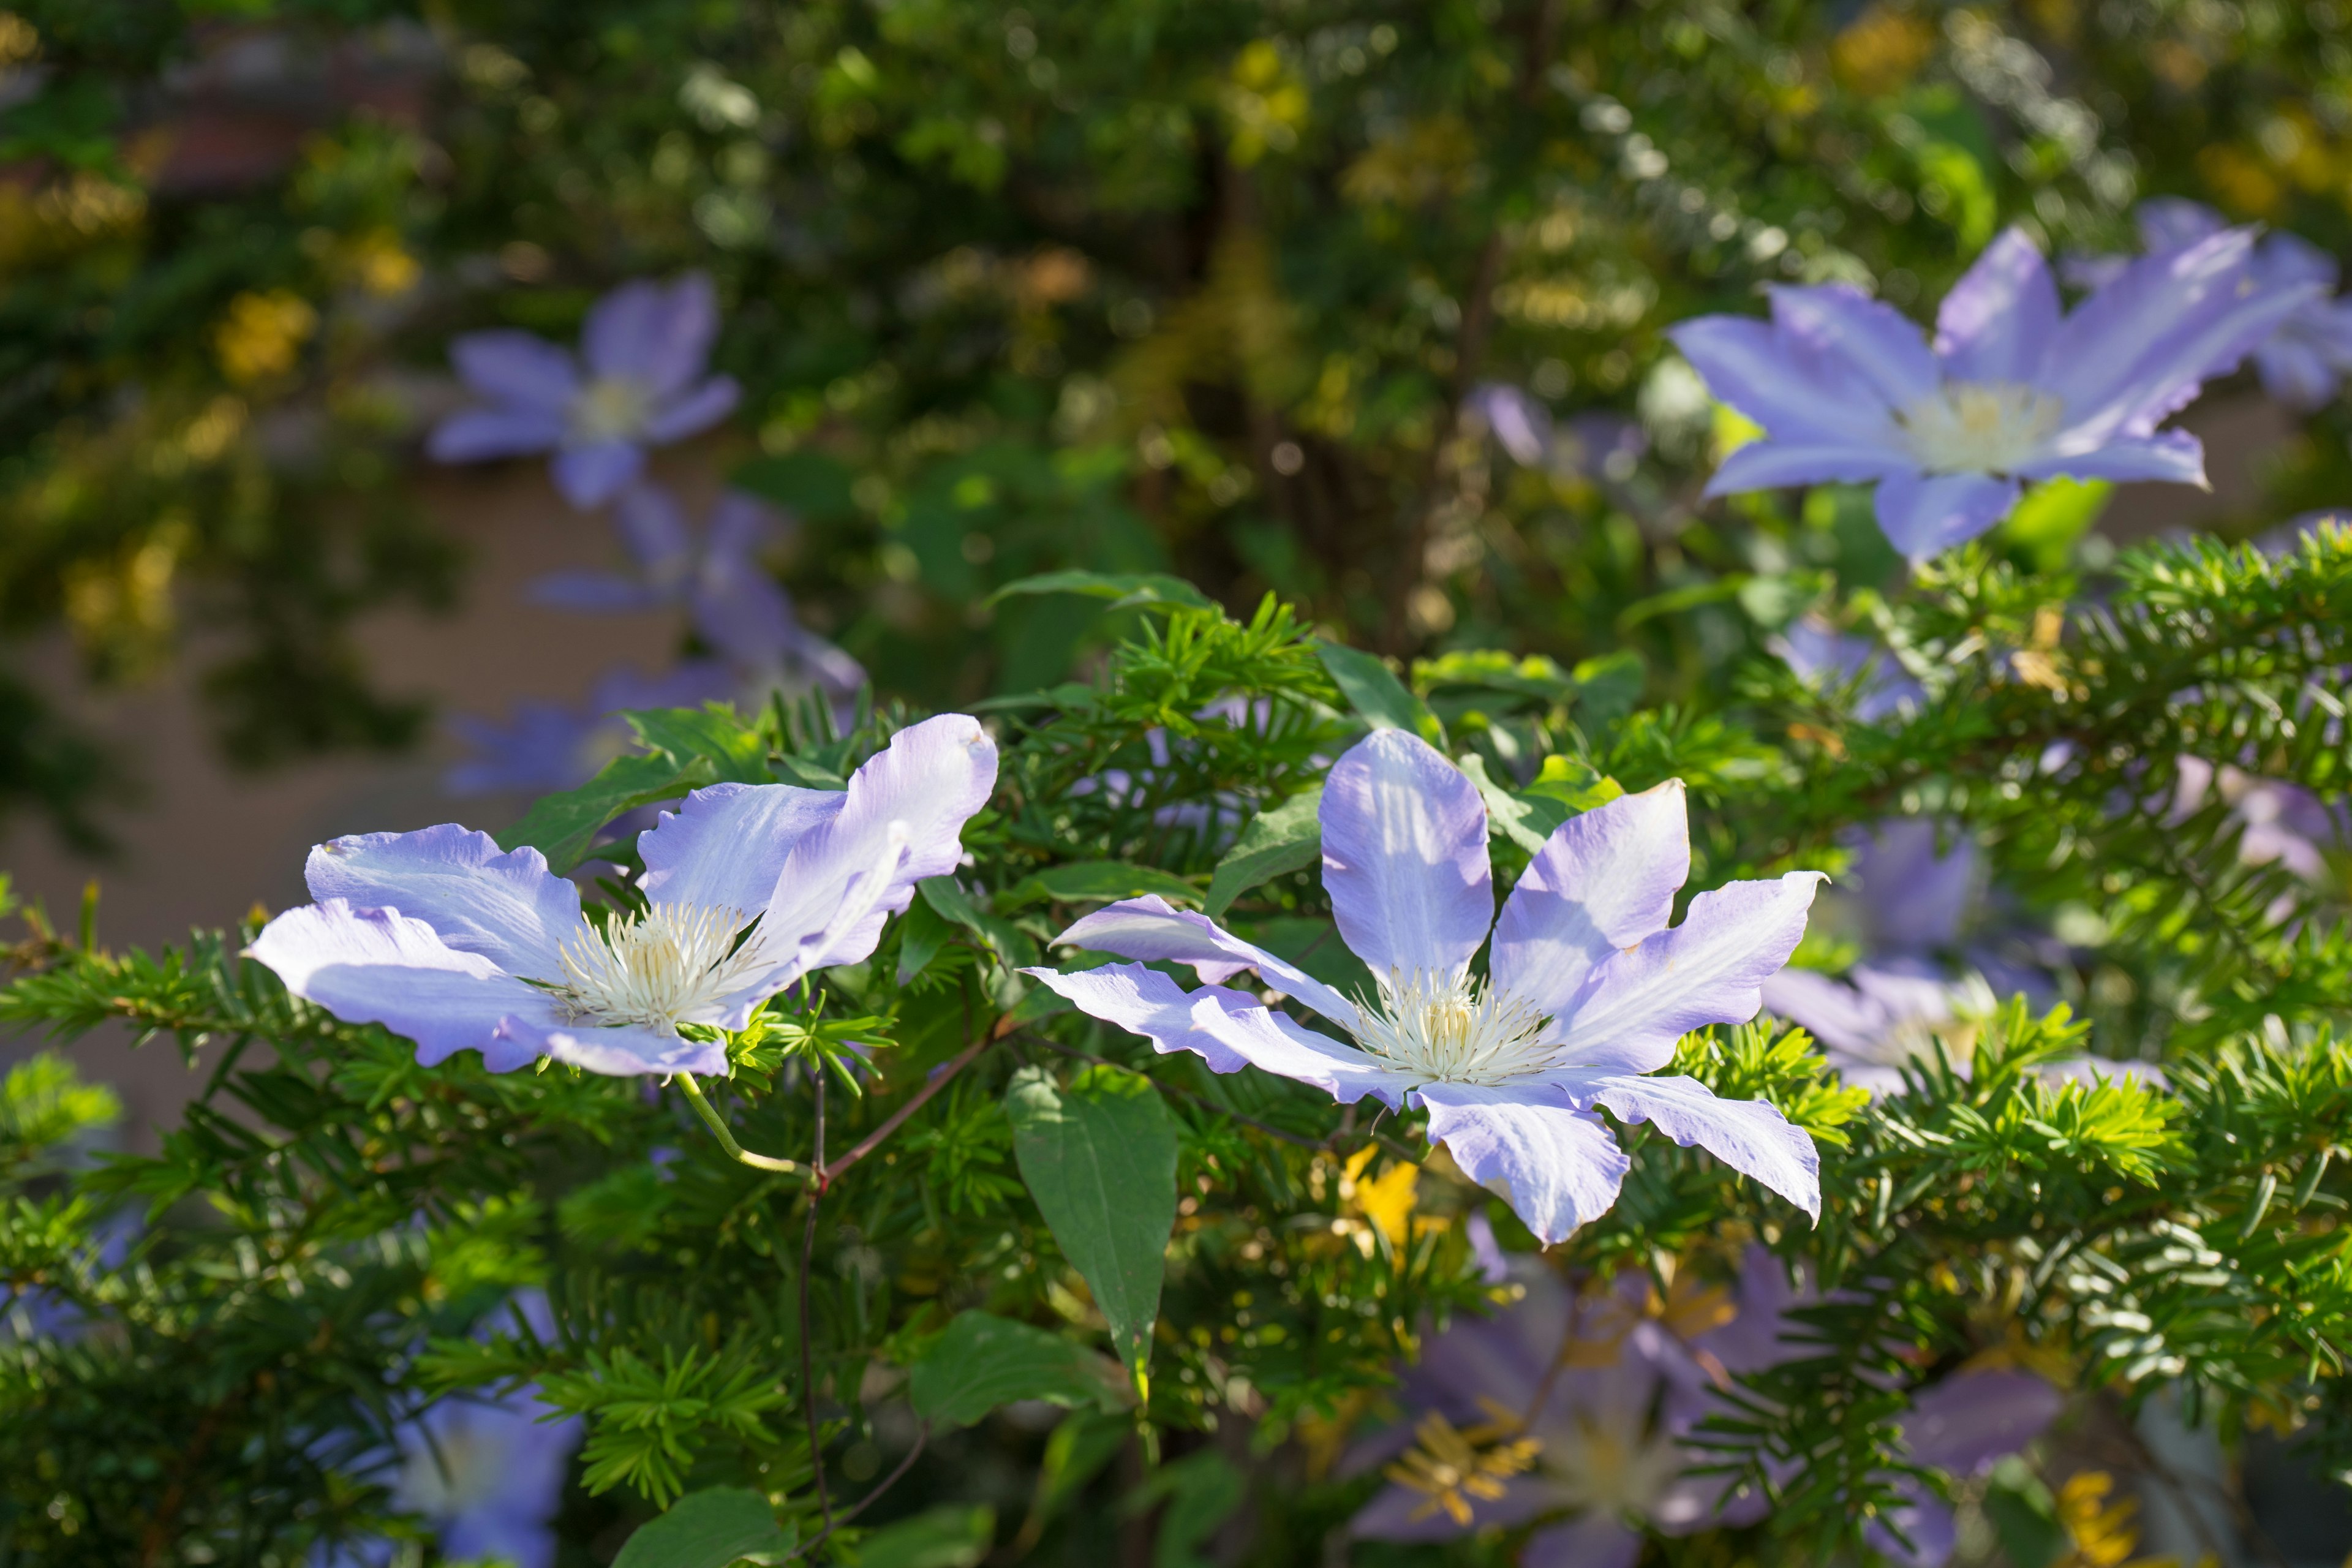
xmin=1414 ymin=1084 xmax=1631 ymax=1243
xmin=489 ymin=1009 xmax=728 ymax=1077
xmin=1054 ymin=895 xmax=1360 ymax=1028
xmin=1022 ymin=962 xmax=1258 ymax=1073
xmin=1548 ymin=1071 xmax=1820 ymax=1218
xmin=1188 ymin=994 xmax=1403 ymax=1107
xmin=582 ymin=274 xmax=719 ymax=397
xmin=1700 ymin=437 xmax=1913 ymax=497
xmin=1667 ymin=315 xmax=1901 ymax=444
xmin=1871 ymin=470 xmax=2019 ymax=561
xmin=1491 ymin=780 xmax=1689 ymax=1020
xmin=1550 ymin=872 xmax=1826 ymax=1073
xmin=1766 ymin=284 xmax=1942 ymax=407
xmin=426 ymin=407 xmax=566 ymax=462
xmin=249 ymin=900 xmax=558 ymax=1071
xmin=304 ymin=824 xmax=582 ymax=979
xmin=638 ymin=781 xmax=846 ymax=917
xmin=1933 ymin=227 xmax=2059 ymax=385
xmin=643 ymin=375 xmax=742 ymax=443
xmin=1320 ymin=729 xmax=1494 ymax=982
xmin=551 ymin=442 xmax=646 ymax=508
xmin=756 ymin=713 xmax=998 ymax=975
xmin=448 ymin=330 xmax=578 ymax=410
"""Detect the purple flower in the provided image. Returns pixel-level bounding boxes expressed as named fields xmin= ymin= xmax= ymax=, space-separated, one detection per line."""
xmin=1468 ymin=383 xmax=1648 ymax=482
xmin=532 ymin=484 xmax=865 ymax=698
xmin=1348 ymin=1252 xmax=1810 ymax=1565
xmin=2171 ymin=756 xmax=2345 ymax=884
xmin=1770 ymin=615 xmax=1924 ymax=723
xmin=1867 ymin=1368 xmax=2064 ymax=1567
xmin=426 ymin=274 xmax=742 ymax=508
xmin=1026 ymin=729 xmax=1824 ymax=1243
xmin=444 ymin=663 xmax=737 ymax=797
xmin=2067 ymin=200 xmax=2352 ymax=411
xmin=1670 ymin=225 xmax=2320 ymax=559
xmin=251 ymin=715 xmax=998 ymax=1076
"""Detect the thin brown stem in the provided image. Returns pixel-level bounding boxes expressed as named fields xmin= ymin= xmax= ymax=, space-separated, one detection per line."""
xmin=788 ymin=1423 xmax=932 ymax=1561
xmin=823 ymin=1030 xmax=995 ymax=1189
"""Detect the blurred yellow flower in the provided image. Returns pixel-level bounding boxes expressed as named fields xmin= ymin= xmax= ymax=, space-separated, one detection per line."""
xmin=345 ymin=230 xmax=420 ymax=296
xmin=214 ymin=290 xmax=318 ymax=384
xmin=1224 ymin=40 xmax=1308 ymax=167
xmin=1830 ymin=5 xmax=1937 ymax=96
xmin=1342 ymin=1145 xmax=1420 ymax=1248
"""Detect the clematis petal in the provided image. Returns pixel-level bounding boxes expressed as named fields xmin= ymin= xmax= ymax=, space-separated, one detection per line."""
xmin=1934 ymin=228 xmax=2060 ymax=385
xmin=2253 ymin=337 xmax=2340 ymax=412
xmin=1851 ymin=818 xmax=1975 ymax=951
xmin=1187 ymin=995 xmax=1402 ymax=1108
xmin=1758 ymin=968 xmax=1886 ymax=1055
xmin=2136 ymin=197 xmax=2225 ymax=254
xmin=551 ymin=442 xmax=646 ymax=509
xmin=1414 ymin=1083 xmax=1631 ymax=1244
xmin=490 ymin=1010 xmax=728 ymax=1078
xmin=527 ymin=569 xmax=663 ymax=613
xmin=1901 ymin=1369 xmax=2063 ymax=1474
xmin=1667 ymin=315 xmax=1900 ymax=445
xmin=638 ymin=782 xmax=846 ymax=917
xmin=756 ymin=713 xmax=998 ymax=974
xmin=448 ymin=330 xmax=579 ymax=410
xmin=1321 ymin=729 xmax=1495 ymax=982
xmin=304 ymin=824 xmax=582 ymax=979
xmin=426 ymin=407 xmax=567 ymax=462
xmin=582 ymin=274 xmax=719 ymax=396
xmin=1872 ymin=470 xmax=2020 ymax=561
xmin=1022 ymin=962 xmax=1257 ymax=1072
xmin=1700 ymin=437 xmax=1912 ymax=497
xmin=1767 ymin=284 xmax=1942 ymax=407
xmin=612 ymin=484 xmax=696 ymax=576
xmin=1491 ymin=780 xmax=1690 ymax=1020
xmin=643 ymin=376 xmax=744 ymax=443
xmin=1468 ymin=382 xmax=1555 ymax=466
xmin=1522 ymin=1516 xmax=1645 ymax=1568
xmin=1052 ymin=895 xmax=1360 ymax=1028
xmin=1864 ymin=1486 xmax=1959 ymax=1568
xmin=689 ymin=568 xmax=796 ymax=669
xmin=2015 ymin=431 xmax=2206 ymax=485
xmin=249 ymin=900 xmax=558 ymax=1071
xmin=1552 ymin=1071 xmax=1820 ymax=1217
xmin=1551 ymin=872 xmax=1826 ymax=1074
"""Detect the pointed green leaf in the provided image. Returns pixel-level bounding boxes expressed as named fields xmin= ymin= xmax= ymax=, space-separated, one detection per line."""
xmin=609 ymin=1486 xmax=796 ymax=1568
xmin=907 ymin=1311 xmax=1127 ymax=1428
xmin=851 ymin=1504 xmax=996 ymax=1568
xmin=1456 ymin=754 xmax=1562 ymax=854
xmin=1316 ymin=643 xmax=1443 ymax=743
xmin=495 ymin=751 xmax=717 ymax=873
xmin=895 ymin=895 xmax=954 ymax=986
xmin=1001 ymin=861 xmax=1201 ymax=911
xmin=918 ymin=877 xmax=1040 ymax=971
xmin=1005 ymin=1065 xmax=1178 ymax=1391
xmin=1203 ymin=786 xmax=1323 ymax=918
xmin=986 ymin=570 xmax=1214 ymax=612
xmin=1569 ymin=651 xmax=1645 ymax=731
xmin=625 ymin=705 xmax=772 ymax=784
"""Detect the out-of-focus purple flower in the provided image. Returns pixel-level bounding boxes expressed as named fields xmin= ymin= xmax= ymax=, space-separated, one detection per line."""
xmin=2171 ymin=756 xmax=2345 ymax=884
xmin=1348 ymin=1253 xmax=1810 ymax=1564
xmin=1468 ymin=383 xmax=1649 ymax=483
xmin=2066 ymin=200 xmax=2352 ymax=411
xmin=2 ymin=1208 xmax=135 ymax=1343
xmin=444 ymin=663 xmax=736 ymax=797
xmin=1671 ymin=225 xmax=2320 ymax=559
xmin=1028 ymin=731 xmax=1824 ymax=1243
xmin=532 ymin=484 xmax=865 ymax=699
xmin=1866 ymin=1368 xmax=2065 ymax=1568
xmin=252 ymin=715 xmax=998 ymax=1077
xmin=1770 ymin=615 xmax=1924 ymax=723
xmin=426 ymin=274 xmax=741 ymax=508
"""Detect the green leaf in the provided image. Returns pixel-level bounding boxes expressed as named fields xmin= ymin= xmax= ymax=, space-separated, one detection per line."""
xmin=1124 ymin=1450 xmax=1245 ymax=1568
xmin=1523 ymin=755 xmax=1624 ymax=815
xmin=848 ymin=1504 xmax=995 ymax=1568
xmin=907 ymin=1311 xmax=1126 ymax=1428
xmin=1316 ymin=643 xmax=1443 ymax=743
xmin=895 ymin=895 xmax=954 ymax=986
xmin=1002 ymin=861 xmax=1200 ymax=910
xmin=1570 ymin=652 xmax=1645 ymax=731
xmin=1981 ymin=1456 xmax=2067 ymax=1568
xmin=496 ymin=752 xmax=718 ymax=873
xmin=1203 ymin=786 xmax=1323 ymax=918
xmin=1457 ymin=754 xmax=1562 ymax=854
xmin=625 ymin=706 xmax=773 ymax=785
xmin=918 ymin=878 xmax=1040 ymax=972
xmin=609 ymin=1486 xmax=796 ymax=1568
xmin=1005 ymin=1064 xmax=1178 ymax=1393
xmin=2000 ymin=476 xmax=2113 ymax=573
xmin=986 ymin=570 xmax=1214 ymax=612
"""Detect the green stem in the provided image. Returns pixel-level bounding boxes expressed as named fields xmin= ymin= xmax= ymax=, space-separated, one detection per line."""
xmin=676 ymin=1073 xmax=804 ymax=1177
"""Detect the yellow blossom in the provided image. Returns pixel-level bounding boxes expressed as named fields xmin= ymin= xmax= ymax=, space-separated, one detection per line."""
xmin=214 ymin=290 xmax=318 ymax=384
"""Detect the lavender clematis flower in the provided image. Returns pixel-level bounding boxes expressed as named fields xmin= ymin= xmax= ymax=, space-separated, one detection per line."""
xmin=2067 ymin=199 xmax=2352 ymax=411
xmin=445 ymin=663 xmax=736 ymax=797
xmin=2171 ymin=756 xmax=2346 ymax=885
xmin=426 ymin=274 xmax=742 ymax=508
xmin=1670 ymin=224 xmax=2321 ymax=559
xmin=1468 ymin=383 xmax=1648 ymax=483
xmin=1866 ymin=1368 xmax=2065 ymax=1568
xmin=252 ymin=714 xmax=998 ymax=1077
xmin=533 ymin=484 xmax=865 ymax=698
xmin=1026 ymin=729 xmax=1825 ymax=1243
xmin=1770 ymin=615 xmax=1924 ymax=723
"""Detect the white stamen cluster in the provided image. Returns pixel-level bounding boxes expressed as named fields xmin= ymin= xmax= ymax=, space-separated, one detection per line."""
xmin=549 ymin=902 xmax=765 ymax=1033
xmin=1896 ymin=380 xmax=2064 ymax=475
xmin=1350 ymin=970 xmax=1556 ymax=1086
xmin=567 ymin=374 xmax=655 ymax=445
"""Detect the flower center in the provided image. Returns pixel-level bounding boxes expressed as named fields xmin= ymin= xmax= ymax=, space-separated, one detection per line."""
xmin=1350 ymin=971 xmax=1555 ymax=1086
xmin=567 ymin=374 xmax=655 ymax=445
xmin=1894 ymin=380 xmax=2063 ymax=475
xmin=1547 ymin=1416 xmax=1684 ymax=1518
xmin=398 ymin=1420 xmax=500 ymax=1513
xmin=546 ymin=902 xmax=766 ymax=1033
